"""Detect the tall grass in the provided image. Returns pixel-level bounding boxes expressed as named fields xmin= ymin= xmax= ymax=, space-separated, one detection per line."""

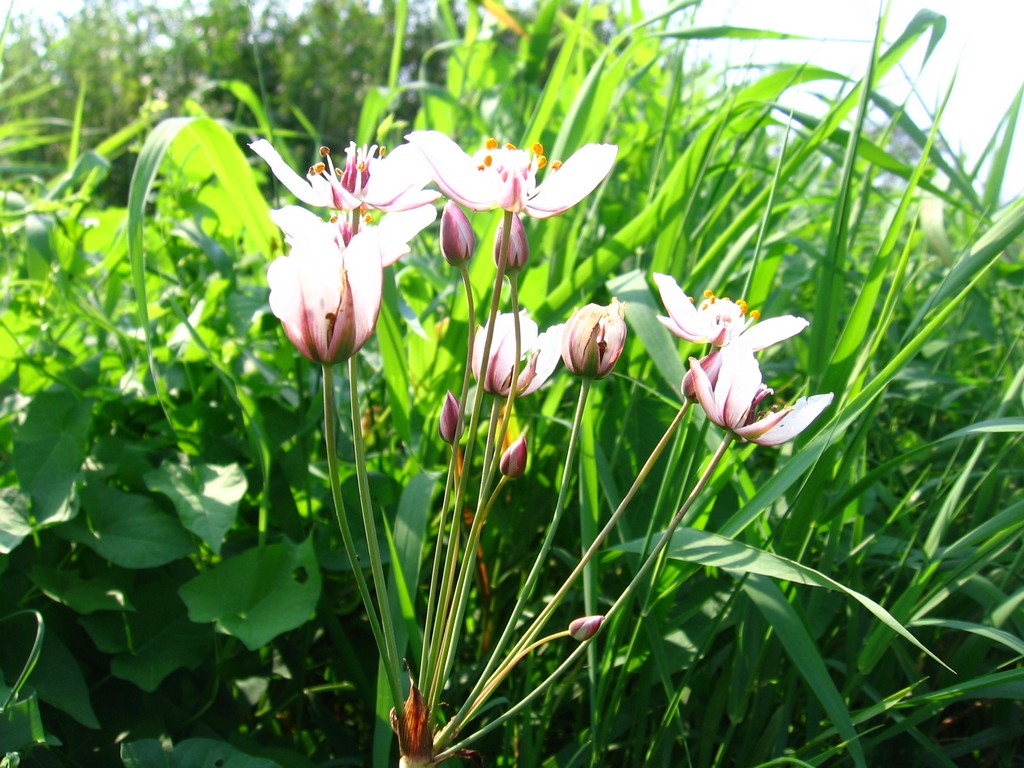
xmin=1 ymin=1 xmax=1022 ymax=766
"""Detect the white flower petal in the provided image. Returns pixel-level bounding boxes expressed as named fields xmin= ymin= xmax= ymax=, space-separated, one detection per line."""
xmin=751 ymin=394 xmax=833 ymax=446
xmin=376 ymin=205 xmax=437 ymax=266
xmin=406 ymin=130 xmax=502 ymax=210
xmin=741 ymin=315 xmax=810 ymax=351
xmin=525 ymin=143 xmax=617 ymax=218
xmin=251 ymin=139 xmax=330 ymax=208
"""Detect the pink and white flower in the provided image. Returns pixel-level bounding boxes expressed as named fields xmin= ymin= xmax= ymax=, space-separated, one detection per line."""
xmin=250 ymin=138 xmax=439 ymax=212
xmin=405 ymin=130 xmax=617 ymax=218
xmin=654 ymin=273 xmax=809 ymax=350
xmin=267 ymin=224 xmax=384 ymax=366
xmin=269 ymin=204 xmax=435 ymax=267
xmin=472 ymin=312 xmax=565 ymax=397
xmin=687 ymin=342 xmax=833 ymax=446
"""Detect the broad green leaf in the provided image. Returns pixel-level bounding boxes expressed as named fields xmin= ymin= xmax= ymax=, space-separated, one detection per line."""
xmin=109 ymin=581 xmax=212 ymax=692
xmin=0 ymin=488 xmax=32 ymax=555
xmin=178 ymin=537 xmax=322 ymax=651
xmin=121 ymin=738 xmax=283 ymax=768
xmin=0 ymin=692 xmax=46 ymax=754
xmin=617 ymin=526 xmax=950 ymax=670
xmin=61 ymin=482 xmax=195 ymax=569
xmin=12 ymin=390 xmax=92 ymax=525
xmin=144 ymin=461 xmax=247 ymax=555
xmin=28 ymin=566 xmax=131 ymax=614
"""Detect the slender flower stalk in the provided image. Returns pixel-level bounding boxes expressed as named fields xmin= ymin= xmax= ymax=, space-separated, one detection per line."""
xmin=435 ymin=430 xmax=731 ymax=761
xmin=321 ymin=365 xmax=403 ymax=709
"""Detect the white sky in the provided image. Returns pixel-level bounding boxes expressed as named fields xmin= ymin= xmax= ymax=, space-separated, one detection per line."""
xmin=25 ymin=0 xmax=1024 ymax=200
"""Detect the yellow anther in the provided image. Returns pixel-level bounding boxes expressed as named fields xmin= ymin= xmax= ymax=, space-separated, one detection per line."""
xmin=483 ymin=155 xmax=493 ymax=167
xmin=750 ymin=310 xmax=761 ymax=320
xmin=364 ymin=213 xmax=372 ymax=223
xmin=320 ymin=146 xmax=331 ymax=156
xmin=312 ymin=162 xmax=326 ymax=175
xmin=379 ymin=146 xmax=387 ymax=156
xmin=358 ymin=161 xmax=367 ymax=171
xmin=531 ymin=142 xmax=544 ymax=156
xmin=505 ymin=142 xmax=516 ymax=150
xmin=703 ymin=290 xmax=715 ymax=299
xmin=537 ymin=156 xmax=547 ymax=169
xmin=736 ymin=300 xmax=748 ymax=314
xmin=551 ymin=160 xmax=562 ymax=170
xmin=485 ymin=137 xmax=499 ymax=150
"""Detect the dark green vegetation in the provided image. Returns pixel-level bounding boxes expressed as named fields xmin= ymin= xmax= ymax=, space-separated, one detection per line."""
xmin=2 ymin=0 xmax=1022 ymax=766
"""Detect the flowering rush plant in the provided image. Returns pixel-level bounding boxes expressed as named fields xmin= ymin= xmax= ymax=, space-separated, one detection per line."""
xmin=250 ymin=131 xmax=835 ymax=765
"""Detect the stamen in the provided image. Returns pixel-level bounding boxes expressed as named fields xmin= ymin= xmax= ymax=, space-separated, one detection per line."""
xmin=483 ymin=155 xmax=493 ymax=168
xmin=320 ymin=146 xmax=331 ymax=156
xmin=703 ymin=290 xmax=715 ymax=299
xmin=312 ymin=162 xmax=326 ymax=175
xmin=531 ymin=142 xmax=544 ymax=156
xmin=505 ymin=142 xmax=516 ymax=150
xmin=750 ymin=310 xmax=761 ymax=320
xmin=485 ymin=137 xmax=499 ymax=150
xmin=379 ymin=146 xmax=387 ymax=157
xmin=736 ymin=300 xmax=748 ymax=314
xmin=363 ymin=213 xmax=372 ymax=223
xmin=537 ymin=156 xmax=547 ymax=169
xmin=551 ymin=160 xmax=563 ymax=170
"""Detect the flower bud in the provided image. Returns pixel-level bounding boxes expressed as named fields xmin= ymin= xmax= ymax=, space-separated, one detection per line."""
xmin=494 ymin=214 xmax=529 ymax=271
xmin=681 ymin=350 xmax=722 ymax=401
xmin=440 ymin=201 xmax=475 ymax=266
xmin=561 ymin=298 xmax=627 ymax=379
xmin=499 ymin=434 xmax=527 ymax=478
xmin=439 ymin=390 xmax=460 ymax=444
xmin=568 ymin=615 xmax=604 ymax=642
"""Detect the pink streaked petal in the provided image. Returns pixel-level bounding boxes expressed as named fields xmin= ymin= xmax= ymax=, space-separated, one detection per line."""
xmin=406 ymin=130 xmax=502 ymax=210
xmin=362 ymin=144 xmax=441 ymax=211
xmin=250 ymin=139 xmax=330 ymax=208
xmin=525 ymin=143 xmax=617 ymax=218
xmin=734 ymin=406 xmax=791 ymax=443
xmin=741 ymin=315 xmax=810 ymax=351
xmin=750 ymin=394 xmax=834 ymax=446
xmin=341 ymin=229 xmax=384 ymax=350
xmin=688 ymin=356 xmax=720 ymax=425
xmin=653 ymin=273 xmax=703 ymax=341
xmin=717 ymin=344 xmax=762 ymax=430
xmin=376 ymin=205 xmax=437 ymax=266
xmin=519 ymin=324 xmax=565 ymax=396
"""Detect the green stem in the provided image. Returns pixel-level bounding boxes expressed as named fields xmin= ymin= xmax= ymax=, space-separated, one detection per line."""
xmin=436 ymin=401 xmax=691 ymax=745
xmin=419 ymin=263 xmax=477 ymax=692
xmin=321 ymin=364 xmax=401 ymax=708
xmin=435 ymin=433 xmax=734 ymax=760
xmin=425 ymin=209 xmax=514 ymax=711
xmin=438 ymin=377 xmax=593 ymax=743
xmin=345 ymin=357 xmax=404 ymax=711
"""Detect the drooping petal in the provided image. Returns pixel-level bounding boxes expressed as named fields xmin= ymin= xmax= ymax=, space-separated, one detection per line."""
xmin=741 ymin=315 xmax=810 ymax=352
xmin=340 ymin=228 xmax=385 ymax=355
xmin=688 ymin=355 xmax=720 ymax=424
xmin=518 ymin=323 xmax=565 ymax=395
xmin=653 ymin=273 xmax=703 ymax=341
xmin=406 ymin=130 xmax=502 ymax=210
xmin=251 ymin=139 xmax=331 ymax=208
xmin=745 ymin=394 xmax=834 ymax=446
xmin=525 ymin=143 xmax=618 ymax=219
xmin=361 ymin=143 xmax=441 ymax=211
xmin=376 ymin=205 xmax=438 ymax=266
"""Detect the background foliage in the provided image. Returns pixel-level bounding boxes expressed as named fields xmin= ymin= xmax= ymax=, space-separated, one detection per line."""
xmin=2 ymin=0 xmax=1023 ymax=766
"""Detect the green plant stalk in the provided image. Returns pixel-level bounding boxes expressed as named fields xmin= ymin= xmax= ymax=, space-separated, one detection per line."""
xmin=436 ymin=432 xmax=733 ymax=760
xmin=321 ymin=364 xmax=402 ymax=709
xmin=434 ymin=266 xmax=528 ymax=702
xmin=437 ymin=400 xmax=692 ymax=745
xmin=424 ymin=209 xmax=515 ymax=710
xmin=347 ymin=356 xmax=404 ymax=711
xmin=437 ymin=377 xmax=593 ymax=744
xmin=419 ymin=262 xmax=477 ymax=692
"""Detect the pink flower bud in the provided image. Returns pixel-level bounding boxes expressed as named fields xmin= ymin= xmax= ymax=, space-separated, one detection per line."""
xmin=681 ymin=350 xmax=722 ymax=401
xmin=561 ymin=299 xmax=627 ymax=379
xmin=439 ymin=391 xmax=460 ymax=444
xmin=440 ymin=201 xmax=475 ymax=266
xmin=499 ymin=434 xmax=527 ymax=478
xmin=494 ymin=214 xmax=529 ymax=271
xmin=568 ymin=615 xmax=604 ymax=642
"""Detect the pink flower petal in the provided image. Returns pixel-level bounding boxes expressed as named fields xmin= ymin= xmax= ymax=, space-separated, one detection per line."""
xmin=251 ymin=139 xmax=331 ymax=208
xmin=741 ymin=315 xmax=810 ymax=352
xmin=653 ymin=273 xmax=703 ymax=341
xmin=525 ymin=144 xmax=617 ymax=219
xmin=406 ymin=131 xmax=501 ymax=210
xmin=362 ymin=143 xmax=441 ymax=211
xmin=750 ymin=394 xmax=834 ymax=446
